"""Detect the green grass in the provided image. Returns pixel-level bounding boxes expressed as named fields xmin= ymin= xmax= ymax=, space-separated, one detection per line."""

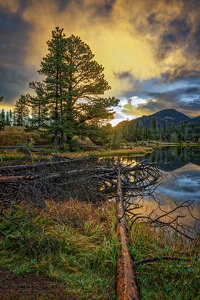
xmin=1 ymin=199 xmax=199 ymax=299
xmin=129 ymin=223 xmax=200 ymax=300
xmin=52 ymin=147 xmax=153 ymax=159
xmin=0 ymin=152 xmax=39 ymax=165
xmin=0 ymin=200 xmax=119 ymax=299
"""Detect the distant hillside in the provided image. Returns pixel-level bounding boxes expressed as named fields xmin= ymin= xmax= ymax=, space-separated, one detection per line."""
xmin=188 ymin=116 xmax=200 ymax=124
xmin=115 ymin=109 xmax=200 ymax=142
xmin=116 ymin=109 xmax=192 ymax=130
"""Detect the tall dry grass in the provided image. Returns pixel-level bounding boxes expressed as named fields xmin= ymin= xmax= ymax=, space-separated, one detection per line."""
xmin=0 ymin=126 xmax=50 ymax=146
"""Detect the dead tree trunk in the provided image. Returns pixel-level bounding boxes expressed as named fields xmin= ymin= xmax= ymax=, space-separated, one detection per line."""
xmin=116 ymin=161 xmax=140 ymax=300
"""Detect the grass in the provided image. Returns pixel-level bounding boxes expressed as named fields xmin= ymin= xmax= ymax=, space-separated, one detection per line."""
xmin=0 ymin=150 xmax=52 ymax=165
xmin=92 ymin=147 xmax=153 ymax=157
xmin=0 ymin=198 xmax=199 ymax=299
xmin=0 ymin=200 xmax=118 ymax=299
xmin=0 ymin=126 xmax=50 ymax=146
xmin=149 ymin=141 xmax=200 ymax=148
xmin=49 ymin=147 xmax=153 ymax=159
xmin=0 ymin=152 xmax=37 ymax=165
xmin=129 ymin=223 xmax=200 ymax=300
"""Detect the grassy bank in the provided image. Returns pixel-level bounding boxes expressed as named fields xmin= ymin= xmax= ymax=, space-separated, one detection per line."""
xmin=149 ymin=141 xmax=200 ymax=148
xmin=0 ymin=146 xmax=152 ymax=165
xmin=91 ymin=147 xmax=153 ymax=157
xmin=0 ymin=200 xmax=118 ymax=299
xmin=48 ymin=147 xmax=153 ymax=159
xmin=0 ymin=199 xmax=199 ymax=299
xmin=130 ymin=223 xmax=200 ymax=300
xmin=0 ymin=126 xmax=50 ymax=146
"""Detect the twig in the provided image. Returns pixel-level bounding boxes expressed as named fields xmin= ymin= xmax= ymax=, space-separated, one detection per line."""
xmin=133 ymin=256 xmax=193 ymax=266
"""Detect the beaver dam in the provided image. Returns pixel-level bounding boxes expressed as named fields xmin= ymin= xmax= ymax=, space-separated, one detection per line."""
xmin=0 ymin=155 xmax=199 ymax=299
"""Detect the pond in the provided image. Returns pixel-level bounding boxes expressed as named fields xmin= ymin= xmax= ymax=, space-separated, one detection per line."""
xmin=120 ymin=146 xmax=200 ymax=235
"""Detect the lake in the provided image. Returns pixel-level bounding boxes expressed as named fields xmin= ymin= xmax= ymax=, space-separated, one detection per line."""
xmin=121 ymin=146 xmax=200 ymax=235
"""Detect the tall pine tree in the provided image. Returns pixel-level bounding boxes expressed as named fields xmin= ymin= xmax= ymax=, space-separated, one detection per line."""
xmin=39 ymin=27 xmax=68 ymax=146
xmin=29 ymin=82 xmax=48 ymax=129
xmin=37 ymin=27 xmax=118 ymax=149
xmin=14 ymin=95 xmax=29 ymax=126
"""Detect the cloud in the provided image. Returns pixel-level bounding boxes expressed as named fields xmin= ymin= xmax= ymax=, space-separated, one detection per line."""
xmin=122 ymin=86 xmax=200 ymax=118
xmin=20 ymin=0 xmax=161 ymax=96
xmin=0 ymin=0 xmax=19 ymax=13
xmin=0 ymin=7 xmax=36 ymax=104
xmin=1 ymin=0 xmax=200 ymax=121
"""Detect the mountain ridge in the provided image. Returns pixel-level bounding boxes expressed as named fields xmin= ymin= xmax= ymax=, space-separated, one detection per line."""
xmin=115 ymin=108 xmax=200 ymax=129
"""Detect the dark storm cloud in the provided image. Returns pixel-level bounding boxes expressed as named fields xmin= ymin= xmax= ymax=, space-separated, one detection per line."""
xmin=134 ymin=84 xmax=200 ymax=116
xmin=157 ymin=7 xmax=199 ymax=59
xmin=114 ymin=71 xmax=134 ymax=81
xmin=147 ymin=13 xmax=160 ymax=26
xmin=163 ymin=69 xmax=200 ymax=82
xmin=0 ymin=7 xmax=33 ymax=104
xmin=127 ymin=0 xmax=200 ymax=81
xmin=86 ymin=0 xmax=116 ymax=19
xmin=158 ymin=18 xmax=191 ymax=59
xmin=56 ymin=0 xmax=115 ymax=13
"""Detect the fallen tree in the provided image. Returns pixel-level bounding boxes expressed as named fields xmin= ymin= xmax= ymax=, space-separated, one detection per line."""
xmin=0 ymin=155 xmax=199 ymax=299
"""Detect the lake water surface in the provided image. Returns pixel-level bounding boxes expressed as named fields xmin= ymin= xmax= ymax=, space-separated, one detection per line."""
xmin=121 ymin=146 xmax=200 ymax=234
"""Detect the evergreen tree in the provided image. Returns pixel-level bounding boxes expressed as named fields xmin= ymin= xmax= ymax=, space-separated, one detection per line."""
xmin=38 ymin=27 xmax=118 ymax=148
xmin=158 ymin=122 xmax=161 ymax=141
xmin=28 ymin=82 xmax=48 ymax=129
xmin=64 ymin=35 xmax=117 ymax=140
xmin=0 ymin=97 xmax=5 ymax=130
xmin=135 ymin=121 xmax=139 ymax=141
xmin=163 ymin=122 xmax=166 ymax=141
xmin=177 ymin=131 xmax=182 ymax=142
xmin=9 ymin=110 xmax=13 ymax=125
xmin=0 ymin=109 xmax=5 ymax=125
xmin=14 ymin=95 xmax=29 ymax=126
xmin=6 ymin=111 xmax=10 ymax=125
xmin=152 ymin=117 xmax=157 ymax=140
xmin=38 ymin=27 xmax=68 ymax=146
xmin=182 ymin=121 xmax=188 ymax=141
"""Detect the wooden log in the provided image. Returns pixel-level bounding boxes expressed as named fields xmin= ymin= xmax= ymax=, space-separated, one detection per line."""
xmin=0 ymin=167 xmax=115 ymax=183
xmin=0 ymin=160 xmax=71 ymax=171
xmin=0 ymin=156 xmax=96 ymax=172
xmin=0 ymin=175 xmax=40 ymax=182
xmin=116 ymin=161 xmax=140 ymax=300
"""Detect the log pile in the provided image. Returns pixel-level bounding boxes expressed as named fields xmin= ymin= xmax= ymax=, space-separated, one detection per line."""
xmin=0 ymin=155 xmax=161 ymax=207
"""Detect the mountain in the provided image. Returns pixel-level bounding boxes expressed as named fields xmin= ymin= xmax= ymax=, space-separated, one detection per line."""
xmin=116 ymin=109 xmax=193 ymax=130
xmin=149 ymin=109 xmax=191 ymax=125
xmin=115 ymin=108 xmax=200 ymax=142
xmin=188 ymin=116 xmax=200 ymax=124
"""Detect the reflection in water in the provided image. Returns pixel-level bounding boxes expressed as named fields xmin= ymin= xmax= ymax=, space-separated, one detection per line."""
xmin=158 ymin=163 xmax=200 ymax=202
xmin=120 ymin=147 xmax=200 ymax=232
xmin=124 ymin=146 xmax=200 ymax=170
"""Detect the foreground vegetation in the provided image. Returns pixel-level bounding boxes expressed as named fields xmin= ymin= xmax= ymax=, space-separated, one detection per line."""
xmin=0 ymin=126 xmax=50 ymax=146
xmin=130 ymin=224 xmax=200 ymax=300
xmin=0 ymin=199 xmax=199 ymax=299
xmin=0 ymin=200 xmax=118 ymax=299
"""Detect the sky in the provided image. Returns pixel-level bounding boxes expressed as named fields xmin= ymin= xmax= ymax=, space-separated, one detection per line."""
xmin=1 ymin=0 xmax=200 ymax=126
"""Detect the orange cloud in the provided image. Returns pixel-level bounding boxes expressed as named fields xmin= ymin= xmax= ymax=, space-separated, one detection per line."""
xmin=0 ymin=0 xmax=19 ymax=13
xmin=1 ymin=0 xmax=200 ymax=118
xmin=21 ymin=0 xmax=161 ymax=98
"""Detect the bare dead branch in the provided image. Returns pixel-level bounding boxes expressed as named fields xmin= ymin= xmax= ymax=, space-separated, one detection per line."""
xmin=133 ymin=256 xmax=194 ymax=266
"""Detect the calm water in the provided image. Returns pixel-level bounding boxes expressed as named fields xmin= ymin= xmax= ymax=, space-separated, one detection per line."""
xmin=121 ymin=147 xmax=200 ymax=233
